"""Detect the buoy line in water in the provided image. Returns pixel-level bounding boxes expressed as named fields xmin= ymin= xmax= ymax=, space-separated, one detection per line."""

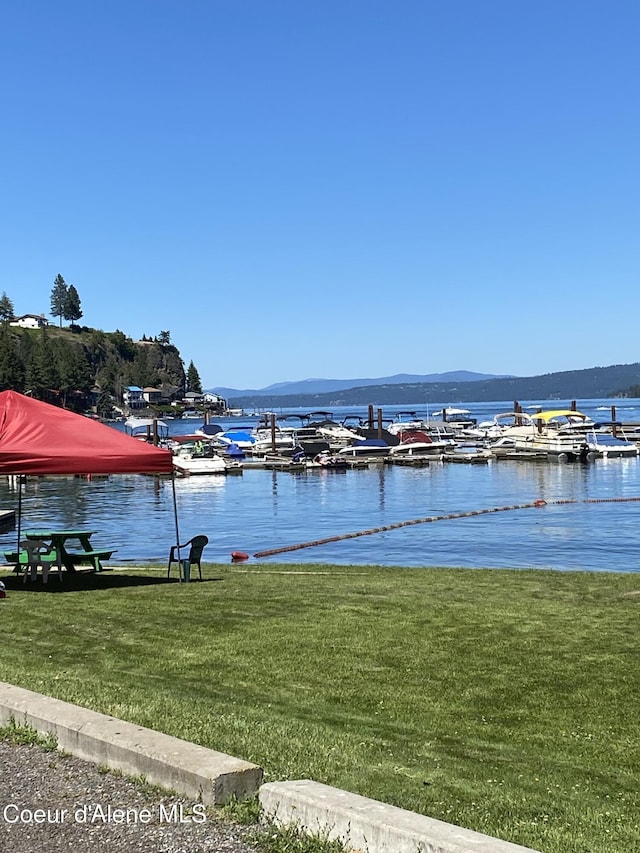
xmin=251 ymin=495 xmax=640 ymax=558
xmin=253 ymin=499 xmax=547 ymax=558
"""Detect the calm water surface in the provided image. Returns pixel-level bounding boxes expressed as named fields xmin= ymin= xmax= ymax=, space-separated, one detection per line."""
xmin=2 ymin=399 xmax=640 ymax=573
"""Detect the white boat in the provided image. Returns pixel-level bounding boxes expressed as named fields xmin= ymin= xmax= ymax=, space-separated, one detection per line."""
xmin=490 ymin=410 xmax=592 ymax=461
xmin=249 ymin=427 xmax=300 ymax=455
xmin=437 ymin=410 xmax=479 ymax=434
xmin=314 ymin=419 xmax=361 ymax=449
xmin=436 ymin=407 xmax=471 ymax=417
xmin=172 ymin=443 xmax=239 ymax=475
xmin=584 ymin=423 xmax=639 ymax=458
xmin=276 ymin=414 xmax=321 ymax=441
xmin=421 ymin=422 xmax=458 ymax=448
xmin=124 ymin=417 xmax=169 ymax=443
xmin=338 ymin=438 xmax=391 ymax=457
xmin=389 ymin=429 xmax=450 ymax=456
xmin=386 ymin=412 xmax=425 ymax=435
xmin=215 ymin=428 xmax=257 ymax=450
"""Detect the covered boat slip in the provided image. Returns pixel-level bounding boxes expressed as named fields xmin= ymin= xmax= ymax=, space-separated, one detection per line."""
xmin=0 ymin=391 xmax=179 ymax=581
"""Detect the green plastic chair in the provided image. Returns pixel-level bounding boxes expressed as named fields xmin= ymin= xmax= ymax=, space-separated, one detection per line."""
xmin=167 ymin=535 xmax=209 ymax=581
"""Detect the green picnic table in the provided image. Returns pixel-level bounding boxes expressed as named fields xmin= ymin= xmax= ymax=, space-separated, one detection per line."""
xmin=4 ymin=529 xmax=115 ymax=579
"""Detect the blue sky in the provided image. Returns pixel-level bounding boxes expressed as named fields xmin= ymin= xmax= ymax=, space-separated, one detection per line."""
xmin=3 ymin=1 xmax=639 ymax=390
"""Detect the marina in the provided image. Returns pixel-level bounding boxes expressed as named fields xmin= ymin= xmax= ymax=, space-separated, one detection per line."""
xmin=149 ymin=400 xmax=640 ymax=470
xmin=2 ymin=398 xmax=640 ymax=574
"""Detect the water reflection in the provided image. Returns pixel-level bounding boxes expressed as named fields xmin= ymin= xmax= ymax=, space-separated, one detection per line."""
xmin=375 ymin=463 xmax=386 ymax=512
xmin=0 ymin=455 xmax=639 ymax=571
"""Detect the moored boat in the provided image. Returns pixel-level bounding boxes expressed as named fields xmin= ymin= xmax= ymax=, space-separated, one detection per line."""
xmin=172 ymin=442 xmax=242 ymax=475
xmin=490 ymin=410 xmax=591 ymax=461
xmin=389 ymin=429 xmax=450 ymax=456
xmin=338 ymin=438 xmax=392 ymax=458
xmin=583 ymin=423 xmax=639 ymax=458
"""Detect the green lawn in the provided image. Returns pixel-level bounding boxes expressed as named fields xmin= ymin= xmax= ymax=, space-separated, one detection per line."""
xmin=1 ymin=563 xmax=639 ymax=853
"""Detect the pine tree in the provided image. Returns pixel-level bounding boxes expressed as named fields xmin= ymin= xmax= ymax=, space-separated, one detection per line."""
xmin=25 ymin=327 xmax=59 ymax=398
xmin=56 ymin=340 xmax=92 ymax=406
xmin=50 ymin=274 xmax=68 ymax=326
xmin=0 ymin=292 xmax=14 ymax=321
xmin=0 ymin=325 xmax=22 ymax=389
xmin=96 ymin=391 xmax=115 ymax=419
xmin=186 ymin=361 xmax=203 ymax=394
xmin=63 ymin=284 xmax=83 ymax=324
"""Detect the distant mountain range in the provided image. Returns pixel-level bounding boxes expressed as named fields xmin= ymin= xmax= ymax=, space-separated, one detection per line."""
xmin=209 ymin=363 xmax=640 ymax=408
xmin=211 ymin=371 xmax=508 ymax=398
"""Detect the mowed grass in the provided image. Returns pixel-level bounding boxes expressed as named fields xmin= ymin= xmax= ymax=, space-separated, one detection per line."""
xmin=1 ymin=563 xmax=639 ymax=853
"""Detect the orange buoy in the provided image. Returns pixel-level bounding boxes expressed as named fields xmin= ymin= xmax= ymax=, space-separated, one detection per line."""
xmin=231 ymin=551 xmax=249 ymax=562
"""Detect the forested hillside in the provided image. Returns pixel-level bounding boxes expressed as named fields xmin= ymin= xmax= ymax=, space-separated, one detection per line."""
xmin=0 ymin=324 xmax=186 ymax=412
xmin=227 ymin=362 xmax=640 ymax=408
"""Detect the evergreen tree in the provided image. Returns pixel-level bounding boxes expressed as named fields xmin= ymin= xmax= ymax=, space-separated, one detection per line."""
xmin=186 ymin=360 xmax=203 ymax=394
xmin=130 ymin=347 xmax=153 ymax=388
xmin=71 ymin=345 xmax=92 ymax=388
xmin=56 ymin=340 xmax=76 ymax=407
xmin=63 ymin=284 xmax=83 ymax=324
xmin=50 ymin=274 xmax=68 ymax=326
xmin=157 ymin=330 xmax=171 ymax=346
xmin=96 ymin=391 xmax=115 ymax=419
xmin=96 ymin=356 xmax=120 ymax=397
xmin=0 ymin=326 xmax=22 ymax=389
xmin=111 ymin=330 xmax=136 ymax=360
xmin=56 ymin=340 xmax=92 ymax=406
xmin=0 ymin=292 xmax=14 ymax=321
xmin=25 ymin=328 xmax=59 ymax=398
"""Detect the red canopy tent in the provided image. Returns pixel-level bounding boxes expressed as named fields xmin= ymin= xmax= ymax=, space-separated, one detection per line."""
xmin=0 ymin=390 xmax=174 ymax=475
xmin=0 ymin=391 xmax=179 ymax=558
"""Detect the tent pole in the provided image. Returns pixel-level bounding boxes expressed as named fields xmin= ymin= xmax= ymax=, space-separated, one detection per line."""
xmin=171 ymin=473 xmax=182 ymax=581
xmin=16 ymin=475 xmax=23 ymax=550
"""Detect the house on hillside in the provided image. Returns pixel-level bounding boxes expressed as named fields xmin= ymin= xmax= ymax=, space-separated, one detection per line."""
xmin=10 ymin=314 xmax=49 ymax=329
xmin=161 ymin=384 xmax=183 ymax=404
xmin=142 ymin=387 xmax=163 ymax=405
xmin=123 ymin=386 xmax=145 ymax=409
xmin=203 ymin=391 xmax=228 ymax=413
xmin=171 ymin=391 xmax=229 ymax=414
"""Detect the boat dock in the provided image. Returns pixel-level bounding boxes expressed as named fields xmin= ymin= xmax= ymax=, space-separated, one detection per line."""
xmin=240 ymin=453 xmax=491 ymax=471
xmin=157 ymin=400 xmax=640 ymax=474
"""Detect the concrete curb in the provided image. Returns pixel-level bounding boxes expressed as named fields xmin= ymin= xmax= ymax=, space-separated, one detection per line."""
xmin=0 ymin=682 xmax=542 ymax=853
xmin=0 ymin=682 xmax=262 ymax=805
xmin=259 ymin=780 xmax=542 ymax=853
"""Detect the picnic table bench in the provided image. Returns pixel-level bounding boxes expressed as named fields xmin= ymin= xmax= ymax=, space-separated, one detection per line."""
xmin=3 ymin=529 xmax=116 ymax=580
xmin=65 ymin=549 xmax=115 ymax=571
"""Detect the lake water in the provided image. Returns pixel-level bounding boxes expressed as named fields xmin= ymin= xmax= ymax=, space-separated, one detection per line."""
xmin=3 ymin=398 xmax=640 ymax=573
